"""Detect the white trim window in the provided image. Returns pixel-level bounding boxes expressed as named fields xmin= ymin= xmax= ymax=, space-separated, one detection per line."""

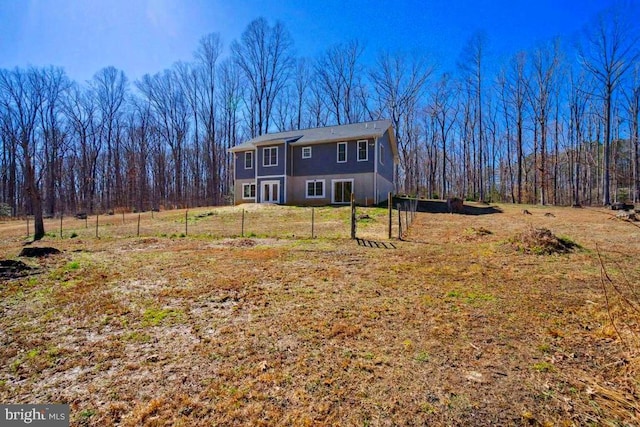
xmin=337 ymin=142 xmax=347 ymax=163
xmin=244 ymin=151 xmax=253 ymax=169
xmin=379 ymin=144 xmax=384 ymax=165
xmin=302 ymin=146 xmax=312 ymax=159
xmin=263 ymin=147 xmax=278 ymax=167
xmin=357 ymin=140 xmax=368 ymax=161
xmin=306 ymin=179 xmax=325 ymax=198
xmin=242 ymin=183 xmax=256 ymax=199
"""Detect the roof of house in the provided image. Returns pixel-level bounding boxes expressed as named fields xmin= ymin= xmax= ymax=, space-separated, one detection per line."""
xmin=229 ymin=120 xmax=397 ymax=159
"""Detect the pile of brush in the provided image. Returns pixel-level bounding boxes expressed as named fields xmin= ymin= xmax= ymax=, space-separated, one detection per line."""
xmin=509 ymin=226 xmax=578 ymax=255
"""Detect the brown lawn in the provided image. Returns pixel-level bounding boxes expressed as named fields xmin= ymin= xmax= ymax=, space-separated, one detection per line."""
xmin=0 ymin=203 xmax=638 ymax=426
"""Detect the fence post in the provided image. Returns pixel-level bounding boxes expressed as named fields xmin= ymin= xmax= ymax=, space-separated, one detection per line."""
xmin=185 ymin=210 xmax=188 ymax=236
xmin=405 ymin=201 xmax=408 ymax=229
xmin=137 ymin=213 xmax=141 ymax=237
xmin=60 ymin=215 xmax=63 ymax=239
xmin=122 ymin=211 xmax=125 ymax=225
xmin=350 ymin=192 xmax=356 ymax=239
xmin=95 ymin=214 xmax=99 ymax=238
xmin=26 ymin=216 xmax=29 ymax=238
xmin=241 ymin=209 xmax=245 ymax=237
xmin=311 ymin=207 xmax=315 ymax=239
xmin=398 ymin=204 xmax=402 ymax=239
xmin=388 ymin=192 xmax=392 ymax=240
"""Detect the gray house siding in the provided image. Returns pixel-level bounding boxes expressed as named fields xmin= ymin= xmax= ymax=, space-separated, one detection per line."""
xmin=291 ymin=139 xmax=374 ymax=176
xmin=257 ymin=144 xmax=285 ymax=177
xmin=288 ymin=173 xmax=376 ymax=206
xmin=377 ymin=131 xmax=395 ymax=183
xmin=235 ymin=151 xmax=255 ymax=180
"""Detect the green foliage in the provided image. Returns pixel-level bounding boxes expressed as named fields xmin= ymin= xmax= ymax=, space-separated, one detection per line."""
xmin=142 ymin=307 xmax=182 ymax=326
xmin=414 ymin=351 xmax=430 ymax=362
xmin=0 ymin=203 xmax=11 ymax=217
xmin=79 ymin=409 xmax=96 ymax=419
xmin=65 ymin=261 xmax=80 ymax=271
xmin=532 ymin=361 xmax=554 ymax=372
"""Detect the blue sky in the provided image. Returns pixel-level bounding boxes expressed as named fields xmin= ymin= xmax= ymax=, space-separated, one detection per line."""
xmin=0 ymin=0 xmax=611 ymax=83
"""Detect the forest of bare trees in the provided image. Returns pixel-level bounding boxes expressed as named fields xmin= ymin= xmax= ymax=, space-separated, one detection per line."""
xmin=2 ymin=4 xmax=640 ymax=238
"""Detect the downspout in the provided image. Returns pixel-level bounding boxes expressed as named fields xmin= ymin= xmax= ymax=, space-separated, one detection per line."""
xmin=255 ymin=148 xmax=258 ymax=203
xmin=233 ymin=153 xmax=237 ymax=204
xmin=374 ymin=137 xmax=378 ymax=204
xmin=284 ymin=142 xmax=288 ymax=204
xmin=290 ymin=145 xmax=295 ymax=204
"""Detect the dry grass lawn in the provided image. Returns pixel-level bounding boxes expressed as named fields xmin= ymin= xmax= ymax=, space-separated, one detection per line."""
xmin=0 ymin=202 xmax=639 ymax=426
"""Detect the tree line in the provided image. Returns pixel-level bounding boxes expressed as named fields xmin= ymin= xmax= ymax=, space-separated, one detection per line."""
xmin=1 ymin=4 xmax=640 ymax=239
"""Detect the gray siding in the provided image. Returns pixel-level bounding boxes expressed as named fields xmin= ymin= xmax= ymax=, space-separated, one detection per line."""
xmin=235 ymin=151 xmax=255 ymax=180
xmin=288 ymin=173 xmax=376 ymax=206
xmin=257 ymin=144 xmax=285 ymax=177
xmin=291 ymin=139 xmax=374 ymax=177
xmin=376 ymin=130 xmax=395 ymax=183
xmin=234 ymin=178 xmax=256 ymax=205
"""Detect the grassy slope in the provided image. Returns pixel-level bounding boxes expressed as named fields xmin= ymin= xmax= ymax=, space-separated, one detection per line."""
xmin=0 ymin=203 xmax=638 ymax=426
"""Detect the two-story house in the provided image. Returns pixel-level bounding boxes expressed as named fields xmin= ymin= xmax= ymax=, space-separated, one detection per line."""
xmin=229 ymin=120 xmax=397 ymax=206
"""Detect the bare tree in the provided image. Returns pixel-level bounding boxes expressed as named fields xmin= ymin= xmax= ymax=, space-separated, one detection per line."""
xmin=137 ymin=69 xmax=190 ymax=207
xmin=92 ymin=67 xmax=128 ymax=211
xmin=231 ymin=18 xmax=294 ymax=136
xmin=623 ymin=64 xmax=640 ymax=202
xmin=64 ymin=83 xmax=100 ymax=213
xmin=528 ymin=40 xmax=561 ymax=205
xmin=217 ymin=58 xmax=243 ymax=199
xmin=370 ymin=50 xmax=432 ymax=192
xmin=195 ymin=33 xmax=223 ymax=203
xmin=38 ymin=67 xmax=71 ymax=216
xmin=316 ymin=40 xmax=368 ymax=125
xmin=502 ymin=52 xmax=529 ymax=203
xmin=578 ymin=3 xmax=640 ymax=205
xmin=430 ymin=73 xmax=458 ymax=198
xmin=0 ymin=67 xmax=46 ymax=239
xmin=458 ymin=31 xmax=488 ymax=201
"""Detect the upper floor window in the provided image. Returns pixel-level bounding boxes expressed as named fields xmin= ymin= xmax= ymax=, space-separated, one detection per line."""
xmin=357 ymin=140 xmax=368 ymax=161
xmin=379 ymin=144 xmax=384 ymax=165
xmin=244 ymin=151 xmax=253 ymax=169
xmin=302 ymin=146 xmax=312 ymax=159
xmin=337 ymin=142 xmax=347 ymax=163
xmin=263 ymin=147 xmax=278 ymax=167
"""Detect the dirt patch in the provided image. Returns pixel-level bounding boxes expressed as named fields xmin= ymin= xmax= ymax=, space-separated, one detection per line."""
xmin=459 ymin=226 xmax=493 ymax=241
xmin=508 ymin=227 xmax=579 ymax=255
xmin=19 ymin=246 xmax=61 ymax=257
xmin=0 ymin=259 xmax=34 ymax=279
xmin=223 ymin=238 xmax=257 ymax=248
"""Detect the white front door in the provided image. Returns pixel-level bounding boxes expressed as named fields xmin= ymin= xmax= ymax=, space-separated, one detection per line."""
xmin=261 ymin=180 xmax=280 ymax=203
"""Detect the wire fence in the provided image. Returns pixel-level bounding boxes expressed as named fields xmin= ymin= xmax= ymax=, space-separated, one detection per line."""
xmin=1 ymin=204 xmax=406 ymax=244
xmin=396 ymin=197 xmax=419 ymax=240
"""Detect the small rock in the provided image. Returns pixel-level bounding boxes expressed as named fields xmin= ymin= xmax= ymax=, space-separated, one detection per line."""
xmin=465 ymin=370 xmax=484 ymax=383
